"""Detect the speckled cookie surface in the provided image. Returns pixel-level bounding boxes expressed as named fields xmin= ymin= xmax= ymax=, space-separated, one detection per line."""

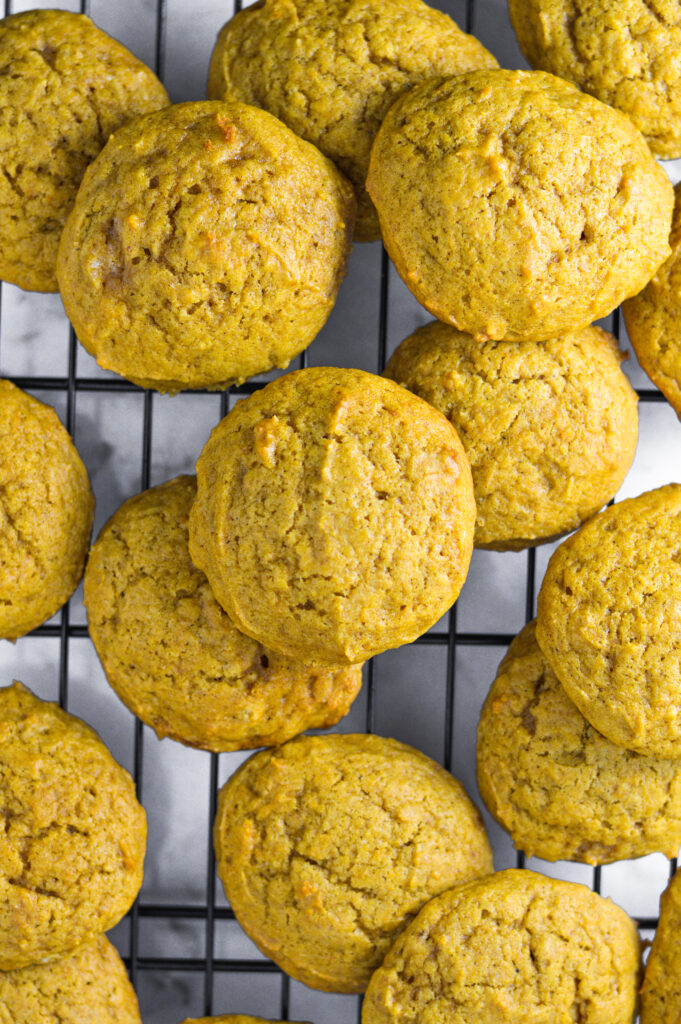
xmin=477 ymin=621 xmax=681 ymax=864
xmin=362 ymin=868 xmax=641 ymax=1024
xmin=0 ymin=935 xmax=141 ymax=1024
xmin=207 ymin=0 xmax=497 ymax=241
xmin=537 ymin=484 xmax=681 ymax=756
xmin=189 ymin=366 xmax=475 ymax=665
xmin=0 ymin=682 xmax=146 ymax=970
xmin=384 ymin=323 xmax=638 ymax=550
xmin=367 ymin=68 xmax=673 ymax=342
xmin=214 ymin=733 xmax=492 ymax=993
xmin=57 ymin=101 xmax=355 ymax=392
xmin=624 ymin=183 xmax=681 ymax=420
xmin=0 ymin=380 xmax=94 ymax=641
xmin=84 ymin=475 xmax=362 ymax=752
xmin=0 ymin=8 xmax=168 ymax=292
xmin=641 ymin=869 xmax=681 ymax=1024
xmin=509 ymin=0 xmax=681 ymax=159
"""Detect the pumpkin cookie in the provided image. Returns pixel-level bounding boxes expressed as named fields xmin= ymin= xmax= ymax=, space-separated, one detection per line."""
xmin=0 ymin=682 xmax=146 ymax=970
xmin=384 ymin=323 xmax=638 ymax=550
xmin=0 ymin=8 xmax=168 ymax=292
xmin=537 ymin=484 xmax=681 ymax=756
xmin=57 ymin=101 xmax=355 ymax=392
xmin=367 ymin=69 xmax=673 ymax=342
xmin=84 ymin=476 xmax=362 ymax=751
xmin=477 ymin=621 xmax=681 ymax=864
xmin=214 ymin=733 xmax=492 ymax=993
xmin=641 ymin=869 xmax=681 ymax=1024
xmin=509 ymin=0 xmax=681 ymax=159
xmin=207 ymin=0 xmax=497 ymax=241
xmin=0 ymin=380 xmax=94 ymax=641
xmin=180 ymin=1019 xmax=309 ymax=1024
xmin=623 ymin=183 xmax=681 ymax=420
xmin=362 ymin=869 xmax=641 ymax=1024
xmin=0 ymin=935 xmax=141 ymax=1024
xmin=189 ymin=367 xmax=475 ymax=665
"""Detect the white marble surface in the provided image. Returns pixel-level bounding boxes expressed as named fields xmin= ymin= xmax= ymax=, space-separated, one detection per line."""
xmin=1 ymin=0 xmax=681 ymax=1021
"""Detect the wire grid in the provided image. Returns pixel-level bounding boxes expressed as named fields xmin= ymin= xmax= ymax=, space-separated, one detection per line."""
xmin=1 ymin=0 xmax=679 ymax=1019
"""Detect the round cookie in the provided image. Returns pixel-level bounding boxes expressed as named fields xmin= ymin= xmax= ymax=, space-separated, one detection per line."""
xmin=366 ymin=68 xmax=673 ymax=342
xmin=0 ymin=935 xmax=141 ymax=1024
xmin=384 ymin=322 xmax=638 ymax=550
xmin=623 ymin=183 xmax=681 ymax=420
xmin=641 ymin=869 xmax=681 ymax=1024
xmin=362 ymin=869 xmax=641 ymax=1024
xmin=0 ymin=8 xmax=168 ymax=292
xmin=0 ymin=681 xmax=146 ymax=970
xmin=188 ymin=366 xmax=475 ymax=665
xmin=509 ymin=0 xmax=681 ymax=159
xmin=84 ymin=475 xmax=362 ymax=751
xmin=537 ymin=484 xmax=681 ymax=756
xmin=214 ymin=733 xmax=493 ymax=993
xmin=0 ymin=380 xmax=94 ymax=641
xmin=477 ymin=621 xmax=681 ymax=864
xmin=207 ymin=0 xmax=497 ymax=241
xmin=56 ymin=101 xmax=355 ymax=392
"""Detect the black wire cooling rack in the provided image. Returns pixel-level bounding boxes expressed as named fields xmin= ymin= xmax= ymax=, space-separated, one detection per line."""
xmin=2 ymin=0 xmax=679 ymax=1020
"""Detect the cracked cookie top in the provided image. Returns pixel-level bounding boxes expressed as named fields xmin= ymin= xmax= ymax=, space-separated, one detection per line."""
xmin=384 ymin=323 xmax=638 ymax=550
xmin=56 ymin=101 xmax=355 ymax=392
xmin=84 ymin=475 xmax=362 ymax=752
xmin=509 ymin=0 xmax=681 ymax=159
xmin=366 ymin=68 xmax=673 ymax=342
xmin=213 ymin=733 xmax=492 ymax=993
xmin=207 ymin=0 xmax=497 ymax=241
xmin=362 ymin=868 xmax=641 ymax=1024
xmin=0 ymin=8 xmax=168 ymax=292
xmin=188 ymin=366 xmax=475 ymax=665
xmin=0 ymin=379 xmax=94 ymax=641
xmin=477 ymin=621 xmax=681 ymax=864
xmin=0 ymin=935 xmax=141 ymax=1024
xmin=0 ymin=682 xmax=146 ymax=970
xmin=537 ymin=484 xmax=681 ymax=756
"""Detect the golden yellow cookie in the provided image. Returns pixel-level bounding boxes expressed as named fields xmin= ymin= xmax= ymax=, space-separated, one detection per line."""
xmin=57 ymin=101 xmax=355 ymax=392
xmin=641 ymin=870 xmax=681 ymax=1024
xmin=180 ymin=1019 xmax=309 ymax=1024
xmin=0 ymin=682 xmax=146 ymax=970
xmin=509 ymin=0 xmax=681 ymax=159
xmin=362 ymin=868 xmax=641 ymax=1024
xmin=537 ymin=484 xmax=681 ymax=757
xmin=84 ymin=475 xmax=362 ymax=751
xmin=477 ymin=621 xmax=681 ymax=864
xmin=214 ymin=733 xmax=492 ymax=993
xmin=0 ymin=935 xmax=141 ymax=1024
xmin=0 ymin=380 xmax=94 ymax=641
xmin=367 ymin=68 xmax=673 ymax=342
xmin=0 ymin=8 xmax=168 ymax=292
xmin=384 ymin=322 xmax=638 ymax=550
xmin=207 ymin=0 xmax=497 ymax=241
xmin=189 ymin=366 xmax=475 ymax=665
xmin=624 ymin=183 xmax=681 ymax=420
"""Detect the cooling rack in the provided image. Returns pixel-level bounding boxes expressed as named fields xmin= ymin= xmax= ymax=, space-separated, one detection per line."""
xmin=2 ymin=0 xmax=680 ymax=1020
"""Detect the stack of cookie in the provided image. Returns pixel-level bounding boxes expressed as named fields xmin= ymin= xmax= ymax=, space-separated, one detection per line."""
xmin=0 ymin=682 xmax=146 ymax=1023
xmin=82 ymin=363 xmax=478 ymax=749
xmin=478 ymin=484 xmax=681 ymax=868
